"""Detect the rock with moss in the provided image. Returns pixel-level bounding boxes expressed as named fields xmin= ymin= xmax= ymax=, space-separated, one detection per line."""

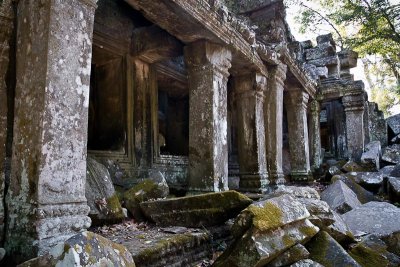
xmin=139 ymin=190 xmax=252 ymax=227
xmin=297 ymin=198 xmax=335 ymax=229
xmin=289 ymin=259 xmax=324 ymax=267
xmin=213 ymin=219 xmax=319 ymax=267
xmin=332 ymin=174 xmax=377 ymax=204
xmin=382 ymin=144 xmax=400 ymax=165
xmin=351 ymin=172 xmax=384 ymax=193
xmin=341 ymin=161 xmax=366 ymax=173
xmin=213 ymin=194 xmax=319 ymax=266
xmin=349 ymin=234 xmax=400 ymax=267
xmin=273 ymin=186 xmax=320 ymax=199
xmin=123 ymin=174 xmax=169 ymax=221
xmin=342 ymin=201 xmax=400 ymax=255
xmin=231 ymin=194 xmax=310 ymax=237
xmin=86 ymin=156 xmax=125 ymax=225
xmin=18 ymin=231 xmax=135 ymax=267
xmin=321 ymin=180 xmax=361 ymax=214
xmin=325 ymin=211 xmax=355 ymax=245
xmin=306 ymin=231 xmax=361 ymax=267
xmin=268 ymin=244 xmax=310 ymax=267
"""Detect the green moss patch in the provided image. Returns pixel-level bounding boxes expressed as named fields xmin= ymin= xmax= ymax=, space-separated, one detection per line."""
xmin=248 ymin=202 xmax=283 ymax=231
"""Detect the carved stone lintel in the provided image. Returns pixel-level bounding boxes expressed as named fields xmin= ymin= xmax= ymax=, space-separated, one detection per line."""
xmin=185 ymin=41 xmax=232 ymax=193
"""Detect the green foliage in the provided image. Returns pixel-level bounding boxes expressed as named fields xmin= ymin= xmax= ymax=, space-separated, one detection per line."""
xmin=288 ymin=0 xmax=400 ymax=114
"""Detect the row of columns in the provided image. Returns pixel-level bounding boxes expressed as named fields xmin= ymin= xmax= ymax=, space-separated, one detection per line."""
xmin=184 ymin=41 xmax=321 ymax=193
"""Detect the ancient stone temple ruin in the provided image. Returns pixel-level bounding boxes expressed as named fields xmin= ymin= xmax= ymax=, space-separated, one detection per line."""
xmin=0 ymin=0 xmax=396 ymax=266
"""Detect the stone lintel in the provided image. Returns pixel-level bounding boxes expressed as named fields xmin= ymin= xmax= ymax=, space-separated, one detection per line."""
xmin=132 ymin=25 xmax=183 ymax=64
xmin=185 ymin=41 xmax=232 ymax=193
xmin=342 ymin=94 xmax=366 ymax=111
xmin=125 ymin=0 xmax=268 ymax=76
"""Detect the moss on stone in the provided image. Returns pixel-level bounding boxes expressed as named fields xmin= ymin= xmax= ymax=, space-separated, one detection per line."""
xmin=282 ymin=234 xmax=294 ymax=247
xmin=349 ymin=243 xmax=389 ymax=267
xmin=299 ymin=225 xmax=319 ymax=238
xmin=106 ymin=194 xmax=124 ymax=216
xmin=248 ymin=202 xmax=283 ymax=231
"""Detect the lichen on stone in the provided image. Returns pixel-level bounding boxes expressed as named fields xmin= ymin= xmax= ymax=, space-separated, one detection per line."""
xmin=248 ymin=202 xmax=283 ymax=231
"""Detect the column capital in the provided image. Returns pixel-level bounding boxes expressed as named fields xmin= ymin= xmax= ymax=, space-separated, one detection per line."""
xmin=184 ymin=40 xmax=232 ymax=77
xmin=269 ymin=63 xmax=287 ymax=87
xmin=342 ymin=94 xmax=365 ymax=111
xmin=234 ymin=72 xmax=267 ymax=101
xmin=286 ymin=90 xmax=310 ymax=110
xmin=310 ymin=99 xmax=321 ymax=113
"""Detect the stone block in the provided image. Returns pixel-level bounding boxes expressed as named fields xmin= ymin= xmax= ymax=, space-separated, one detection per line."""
xmin=18 ymin=232 xmax=135 ymax=267
xmin=387 ymin=113 xmax=400 ymax=137
xmin=332 ymin=175 xmax=377 ymax=204
xmin=361 ymin=141 xmax=381 ymax=171
xmin=341 ymin=161 xmax=366 ymax=172
xmin=305 ymin=42 xmax=336 ymax=61
xmin=321 ymin=180 xmax=361 ymax=214
xmin=338 ymin=50 xmax=358 ymax=68
xmin=214 ymin=219 xmax=319 ymax=267
xmin=349 ymin=234 xmax=400 ymax=267
xmin=297 ymin=198 xmax=335 ymax=229
xmin=123 ymin=174 xmax=169 ymax=221
xmin=86 ymin=157 xmax=125 ymax=225
xmin=316 ymin=33 xmax=335 ymax=46
xmin=387 ymin=177 xmax=400 ymax=203
xmin=268 ymin=244 xmax=310 ymax=267
xmin=273 ymin=186 xmax=320 ymax=199
xmin=382 ymin=144 xmax=400 ymax=164
xmin=306 ymin=231 xmax=361 ymax=267
xmin=353 ymin=172 xmax=383 ymax=193
xmin=289 ymin=259 xmax=324 ymax=267
xmin=342 ymin=201 xmax=400 ymax=255
xmin=140 ymin=191 xmax=252 ymax=227
xmin=307 ymin=55 xmax=339 ymax=67
xmin=326 ymin=211 xmax=355 ymax=245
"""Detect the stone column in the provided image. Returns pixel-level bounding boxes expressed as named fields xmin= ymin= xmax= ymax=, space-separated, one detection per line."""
xmin=343 ymin=94 xmax=365 ymax=161
xmin=265 ymin=64 xmax=287 ymax=185
xmin=285 ymin=89 xmax=312 ymax=182
xmin=185 ymin=41 xmax=231 ymax=193
xmin=0 ymin=0 xmax=13 ymax=246
xmin=234 ymin=73 xmax=268 ymax=193
xmin=309 ymin=99 xmax=322 ymax=170
xmin=5 ymin=0 xmax=97 ymax=261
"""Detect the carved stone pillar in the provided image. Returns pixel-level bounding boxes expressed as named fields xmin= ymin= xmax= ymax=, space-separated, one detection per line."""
xmin=234 ymin=73 xmax=268 ymax=193
xmin=0 ymin=0 xmax=13 ymax=246
xmin=285 ymin=90 xmax=312 ymax=182
xmin=265 ymin=64 xmax=287 ymax=185
xmin=5 ymin=0 xmax=97 ymax=261
xmin=185 ymin=41 xmax=231 ymax=193
xmin=309 ymin=99 xmax=322 ymax=170
xmin=343 ymin=94 xmax=365 ymax=161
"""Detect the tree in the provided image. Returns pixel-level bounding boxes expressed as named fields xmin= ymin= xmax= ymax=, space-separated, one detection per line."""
xmin=287 ymin=0 xmax=400 ymax=115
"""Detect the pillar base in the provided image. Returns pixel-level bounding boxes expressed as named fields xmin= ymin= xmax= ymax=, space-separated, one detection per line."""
xmin=290 ymin=171 xmax=313 ymax=182
xmin=268 ymin=171 xmax=286 ymax=185
xmin=238 ymin=174 xmax=269 ymax=193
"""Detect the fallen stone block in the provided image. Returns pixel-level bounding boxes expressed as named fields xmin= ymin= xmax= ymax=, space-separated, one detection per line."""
xmin=342 ymin=201 xmax=400 ymax=255
xmin=140 ymin=191 xmax=252 ymax=227
xmin=349 ymin=234 xmax=400 ymax=267
xmin=332 ymin=174 xmax=377 ymax=204
xmin=387 ymin=114 xmax=400 ymax=137
xmin=231 ymin=194 xmax=310 ymax=237
xmin=326 ymin=211 xmax=355 ymax=245
xmin=289 ymin=259 xmax=324 ymax=267
xmin=353 ymin=172 xmax=383 ymax=193
xmin=297 ymin=198 xmax=335 ymax=229
xmin=123 ymin=174 xmax=169 ymax=221
xmin=387 ymin=177 xmax=400 ymax=203
xmin=379 ymin=165 xmax=396 ymax=176
xmin=341 ymin=161 xmax=365 ymax=173
xmin=361 ymin=141 xmax=381 ymax=171
xmin=327 ymin=165 xmax=343 ymax=180
xmin=383 ymin=144 xmax=400 ymax=164
xmin=86 ymin=156 xmax=125 ymax=225
xmin=268 ymin=244 xmax=310 ymax=267
xmin=389 ymin=164 xmax=400 ymax=177
xmin=306 ymin=231 xmax=361 ymax=267
xmin=18 ymin=231 xmax=135 ymax=267
xmin=214 ymin=219 xmax=319 ymax=267
xmin=321 ymin=180 xmax=361 ymax=214
xmin=273 ymin=186 xmax=320 ymax=199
